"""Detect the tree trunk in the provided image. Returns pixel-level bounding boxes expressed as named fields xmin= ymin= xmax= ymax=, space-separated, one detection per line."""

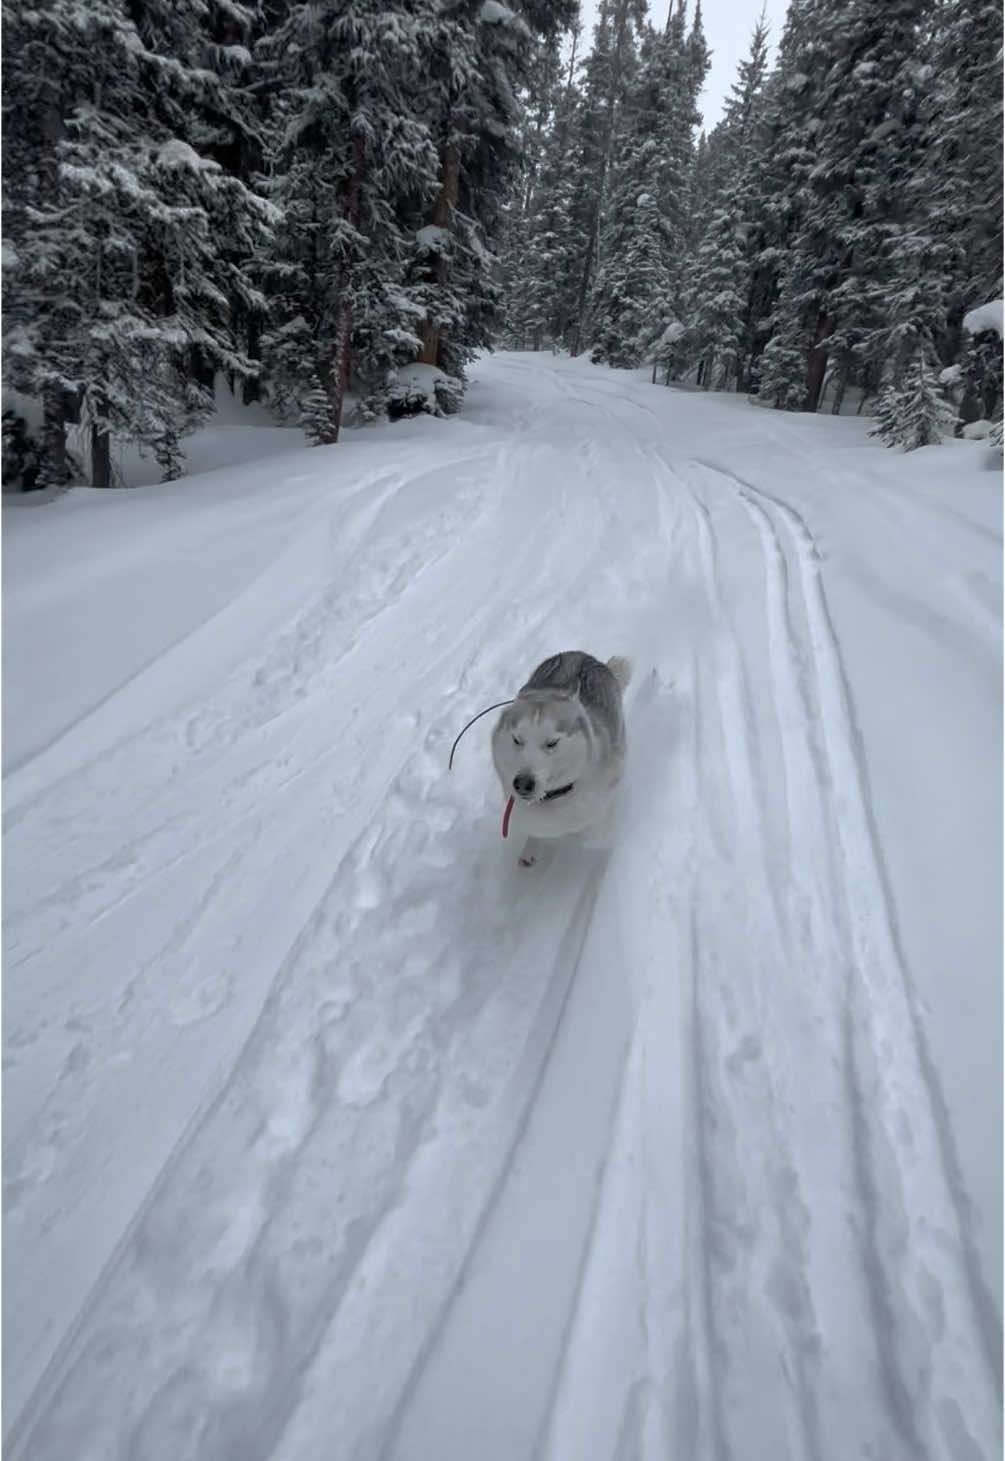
xmin=573 ymin=200 xmax=602 ymax=354
xmin=90 ymin=423 xmax=112 ymax=488
xmin=565 ymin=24 xmax=580 ymax=90
xmin=330 ymin=296 xmax=353 ymax=439
xmin=418 ymin=132 xmax=462 ymax=368
xmin=243 ymin=311 xmax=262 ymax=404
xmin=329 ymin=133 xmax=366 ymax=443
xmin=40 ymin=383 xmax=67 ymax=489
xmin=804 ymin=313 xmax=834 ymax=413
xmin=190 ymin=346 xmax=216 ymax=393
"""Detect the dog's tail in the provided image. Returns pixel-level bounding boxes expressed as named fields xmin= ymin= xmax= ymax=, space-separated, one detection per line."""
xmin=606 ymin=655 xmax=633 ymax=690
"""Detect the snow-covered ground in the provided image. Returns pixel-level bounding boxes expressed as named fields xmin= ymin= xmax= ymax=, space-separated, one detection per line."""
xmin=3 ymin=353 xmax=1001 ymax=1461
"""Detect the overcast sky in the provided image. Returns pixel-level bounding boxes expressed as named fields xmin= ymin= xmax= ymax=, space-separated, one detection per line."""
xmin=572 ymin=0 xmax=791 ymax=129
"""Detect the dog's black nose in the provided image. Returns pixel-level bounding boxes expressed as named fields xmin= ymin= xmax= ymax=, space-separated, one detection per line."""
xmin=513 ymin=773 xmax=535 ymax=798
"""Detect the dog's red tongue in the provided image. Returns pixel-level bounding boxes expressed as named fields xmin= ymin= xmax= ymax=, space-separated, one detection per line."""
xmin=502 ymin=795 xmax=515 ymax=839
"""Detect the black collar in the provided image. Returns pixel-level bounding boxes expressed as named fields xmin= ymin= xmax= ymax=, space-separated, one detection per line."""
xmin=542 ymin=782 xmax=574 ymax=802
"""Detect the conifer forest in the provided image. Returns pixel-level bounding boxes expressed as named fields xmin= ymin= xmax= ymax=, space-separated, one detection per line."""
xmin=3 ymin=0 xmax=1003 ymax=487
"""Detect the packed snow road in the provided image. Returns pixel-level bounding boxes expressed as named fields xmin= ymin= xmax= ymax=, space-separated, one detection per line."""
xmin=3 ymin=353 xmax=1001 ymax=1461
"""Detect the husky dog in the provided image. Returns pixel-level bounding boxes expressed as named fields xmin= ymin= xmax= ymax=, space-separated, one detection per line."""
xmin=492 ymin=651 xmax=632 ymax=867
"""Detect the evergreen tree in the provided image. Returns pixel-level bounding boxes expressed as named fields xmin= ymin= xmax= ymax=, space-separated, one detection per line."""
xmin=869 ymin=345 xmax=957 ymax=449
xmin=409 ymin=0 xmax=575 ymax=380
xmin=300 ymin=373 xmax=339 ymax=445
xmin=511 ymin=28 xmax=601 ymax=349
xmin=758 ymin=0 xmax=937 ymax=412
xmin=259 ymin=0 xmax=440 ymax=439
xmin=680 ymin=12 xmax=769 ymax=388
xmin=500 ymin=27 xmax=573 ymax=350
xmin=558 ymin=0 xmax=649 ymax=354
xmin=918 ymin=0 xmax=1004 ymax=425
xmin=588 ymin=186 xmax=674 ymax=366
xmin=2 ymin=0 xmax=273 ymax=485
xmin=587 ymin=1 xmax=708 ymax=367
xmin=929 ymin=0 xmax=1003 ymax=309
xmin=684 ymin=209 xmax=749 ymax=388
xmin=523 ymin=0 xmax=1000 ymax=447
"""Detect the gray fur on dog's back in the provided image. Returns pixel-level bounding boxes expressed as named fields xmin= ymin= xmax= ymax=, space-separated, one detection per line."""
xmin=519 ymin=651 xmax=625 ymax=750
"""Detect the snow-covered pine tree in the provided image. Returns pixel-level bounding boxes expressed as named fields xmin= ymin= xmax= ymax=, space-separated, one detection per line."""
xmin=868 ymin=344 xmax=957 ymax=449
xmin=128 ymin=0 xmax=274 ymax=338
xmin=557 ymin=0 xmax=649 ymax=354
xmin=3 ymin=0 xmax=140 ymax=486
xmin=752 ymin=0 xmax=847 ymax=409
xmin=259 ymin=1 xmax=440 ymax=438
xmin=510 ymin=28 xmax=611 ymax=351
xmin=515 ymin=28 xmax=567 ymax=227
xmin=588 ymin=186 xmax=674 ymax=366
xmin=586 ymin=24 xmax=673 ymax=366
xmin=680 ymin=12 xmax=769 ymax=389
xmin=928 ymin=1 xmax=1003 ymax=310
xmin=958 ymin=302 xmax=1005 ymax=431
xmin=681 ymin=1 xmax=711 ymax=207
xmin=704 ymin=8 xmax=769 ymax=200
xmin=500 ymin=27 xmax=571 ymax=350
xmin=409 ymin=0 xmax=576 ymax=385
xmin=757 ymin=0 xmax=937 ymax=414
xmin=586 ymin=0 xmax=708 ymax=368
xmin=917 ymin=0 xmax=1004 ymax=428
xmin=300 ymin=373 xmax=339 ymax=445
xmin=3 ymin=0 xmax=273 ymax=485
xmin=682 ymin=209 xmax=749 ymax=388
xmin=818 ymin=0 xmax=957 ymax=415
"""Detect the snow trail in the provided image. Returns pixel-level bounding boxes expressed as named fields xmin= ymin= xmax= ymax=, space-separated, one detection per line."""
xmin=4 ymin=353 xmax=1001 ymax=1461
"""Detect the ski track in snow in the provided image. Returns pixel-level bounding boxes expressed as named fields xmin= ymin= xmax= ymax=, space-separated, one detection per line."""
xmin=677 ymin=458 xmax=999 ymax=1461
xmin=3 ymin=355 xmax=1001 ymax=1461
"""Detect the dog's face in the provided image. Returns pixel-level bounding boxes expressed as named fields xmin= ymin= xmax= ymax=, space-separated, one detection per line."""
xmin=492 ymin=695 xmax=593 ymax=804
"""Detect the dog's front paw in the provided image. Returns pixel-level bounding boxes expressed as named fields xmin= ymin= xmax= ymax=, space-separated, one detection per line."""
xmin=518 ymin=852 xmax=538 ymax=869
xmin=517 ymin=837 xmax=544 ymax=869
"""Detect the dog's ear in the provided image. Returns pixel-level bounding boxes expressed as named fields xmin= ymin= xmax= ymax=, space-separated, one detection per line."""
xmin=577 ymin=659 xmax=611 ymax=707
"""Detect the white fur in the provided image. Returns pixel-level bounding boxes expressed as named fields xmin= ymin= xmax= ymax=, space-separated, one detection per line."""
xmin=492 ymin=653 xmax=632 ymax=868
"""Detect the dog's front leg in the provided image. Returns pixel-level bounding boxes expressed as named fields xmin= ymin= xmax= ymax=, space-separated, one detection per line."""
xmin=517 ymin=836 xmax=546 ymax=869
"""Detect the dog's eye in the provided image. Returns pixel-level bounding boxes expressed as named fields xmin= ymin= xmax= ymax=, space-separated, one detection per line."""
xmin=545 ymin=738 xmax=559 ymax=750
xmin=512 ymin=735 xmax=523 ymax=748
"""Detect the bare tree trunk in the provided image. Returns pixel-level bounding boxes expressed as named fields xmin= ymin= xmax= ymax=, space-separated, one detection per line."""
xmin=418 ymin=132 xmax=462 ymax=368
xmin=573 ymin=211 xmax=602 ymax=350
xmin=565 ymin=23 xmax=580 ymax=89
xmin=330 ymin=295 xmax=354 ymax=440
xmin=37 ymin=104 xmax=70 ymax=489
xmin=831 ymin=367 xmax=847 ymax=415
xmin=804 ymin=313 xmax=834 ymax=413
xmin=40 ymin=383 xmax=67 ymax=489
xmin=242 ymin=309 xmax=262 ymax=403
xmin=329 ymin=133 xmax=366 ymax=443
xmin=90 ymin=421 xmax=111 ymax=487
